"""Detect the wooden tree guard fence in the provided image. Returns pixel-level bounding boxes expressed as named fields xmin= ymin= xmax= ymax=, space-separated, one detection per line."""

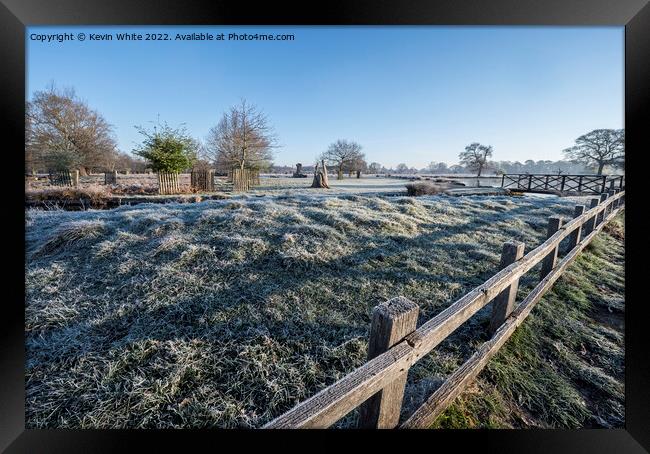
xmin=104 ymin=171 xmax=118 ymax=184
xmin=264 ymin=189 xmax=625 ymax=429
xmin=157 ymin=172 xmax=180 ymax=195
xmin=191 ymin=169 xmax=215 ymax=191
xmin=230 ymin=168 xmax=260 ymax=192
xmin=49 ymin=170 xmax=79 ymax=187
xmin=501 ymin=174 xmax=624 ymax=195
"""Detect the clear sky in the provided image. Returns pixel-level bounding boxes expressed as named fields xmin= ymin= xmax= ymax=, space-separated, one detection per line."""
xmin=26 ymin=26 xmax=624 ymax=168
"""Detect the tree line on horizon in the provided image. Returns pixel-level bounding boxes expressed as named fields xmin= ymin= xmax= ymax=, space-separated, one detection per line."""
xmin=269 ymin=158 xmax=615 ymax=176
xmin=25 ymin=84 xmax=625 ymax=177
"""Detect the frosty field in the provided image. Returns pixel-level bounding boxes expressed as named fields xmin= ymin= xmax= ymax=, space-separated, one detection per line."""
xmin=24 ymin=192 xmax=623 ymax=428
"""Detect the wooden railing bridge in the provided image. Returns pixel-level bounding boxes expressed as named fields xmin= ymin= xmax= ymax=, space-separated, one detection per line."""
xmin=501 ymin=174 xmax=624 ymax=195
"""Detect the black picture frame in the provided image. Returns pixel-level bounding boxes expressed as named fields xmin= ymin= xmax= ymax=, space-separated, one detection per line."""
xmin=2 ymin=0 xmax=647 ymax=451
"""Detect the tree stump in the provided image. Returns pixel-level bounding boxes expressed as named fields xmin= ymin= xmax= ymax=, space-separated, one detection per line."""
xmin=311 ymin=160 xmax=330 ymax=189
xmin=293 ymin=163 xmax=307 ymax=178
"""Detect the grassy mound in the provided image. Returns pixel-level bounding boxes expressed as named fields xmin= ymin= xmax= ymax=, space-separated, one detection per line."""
xmin=25 ymin=193 xmax=611 ymax=428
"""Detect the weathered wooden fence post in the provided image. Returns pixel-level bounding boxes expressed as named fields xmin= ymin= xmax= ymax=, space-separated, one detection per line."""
xmin=488 ymin=241 xmax=525 ymax=334
xmin=584 ymin=198 xmax=600 ymax=235
xmin=578 ymin=176 xmax=583 ymax=193
xmin=540 ymin=216 xmax=564 ymax=278
xmin=618 ymin=189 xmax=623 ymax=208
xmin=596 ymin=193 xmax=608 ymax=225
xmin=601 ymin=176 xmax=607 ymax=193
xmin=607 ymin=189 xmax=616 ymax=216
xmin=358 ymin=297 xmax=419 ymax=429
xmin=609 ymin=179 xmax=615 ymax=190
xmin=560 ymin=175 xmax=566 ymax=192
xmin=566 ymin=205 xmax=586 ymax=251
xmin=209 ymin=169 xmax=215 ymax=191
xmin=72 ymin=170 xmax=79 ymax=186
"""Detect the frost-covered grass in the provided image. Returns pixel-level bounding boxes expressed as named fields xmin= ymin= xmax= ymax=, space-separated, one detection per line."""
xmin=25 ymin=192 xmax=605 ymax=428
xmin=25 ymin=176 xmax=503 ymax=203
xmin=249 ymin=176 xmax=409 ymax=196
xmin=430 ymin=213 xmax=625 ymax=429
xmin=250 ymin=176 xmax=503 ymax=197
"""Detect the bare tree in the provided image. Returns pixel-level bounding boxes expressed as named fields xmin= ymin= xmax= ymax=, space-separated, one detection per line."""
xmin=426 ymin=161 xmax=439 ymax=173
xmin=395 ymin=163 xmax=409 ymax=174
xmin=459 ymin=142 xmax=493 ymax=176
xmin=426 ymin=161 xmax=451 ymax=174
xmin=205 ymin=99 xmax=278 ymax=174
xmin=25 ymin=103 xmax=35 ymax=174
xmin=368 ymin=162 xmax=382 ymax=174
xmin=563 ymin=129 xmax=624 ymax=175
xmin=26 ymin=85 xmax=118 ymax=174
xmin=343 ymin=155 xmax=368 ymax=177
xmin=434 ymin=162 xmax=449 ymax=174
xmin=112 ymin=152 xmax=147 ymax=173
xmin=320 ymin=139 xmax=364 ymax=180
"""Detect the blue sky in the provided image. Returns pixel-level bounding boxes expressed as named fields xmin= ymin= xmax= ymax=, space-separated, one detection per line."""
xmin=27 ymin=26 xmax=623 ymax=168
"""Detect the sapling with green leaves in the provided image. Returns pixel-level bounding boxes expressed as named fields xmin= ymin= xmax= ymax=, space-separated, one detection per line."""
xmin=133 ymin=121 xmax=198 ymax=173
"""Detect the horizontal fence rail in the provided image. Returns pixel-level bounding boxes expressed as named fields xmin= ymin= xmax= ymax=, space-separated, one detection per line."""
xmin=264 ymin=190 xmax=625 ymax=429
xmin=401 ymin=195 xmax=622 ymax=428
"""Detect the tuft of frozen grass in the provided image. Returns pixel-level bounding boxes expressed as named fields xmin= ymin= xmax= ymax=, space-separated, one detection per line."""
xmin=405 ymin=182 xmax=446 ymax=196
xmin=31 ymin=220 xmax=107 ymax=258
xmin=26 ymin=193 xmax=612 ymax=428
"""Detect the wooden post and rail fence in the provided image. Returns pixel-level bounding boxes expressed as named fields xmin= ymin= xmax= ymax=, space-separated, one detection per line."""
xmin=264 ymin=189 xmax=625 ymax=429
xmin=501 ymin=174 xmax=624 ymax=195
